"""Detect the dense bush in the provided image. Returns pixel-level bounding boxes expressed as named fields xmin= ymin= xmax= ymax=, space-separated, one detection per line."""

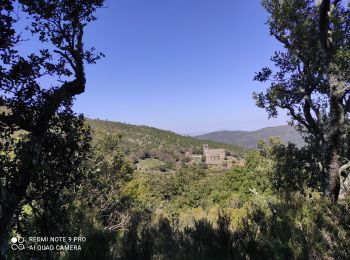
xmin=65 ymin=138 xmax=350 ymax=260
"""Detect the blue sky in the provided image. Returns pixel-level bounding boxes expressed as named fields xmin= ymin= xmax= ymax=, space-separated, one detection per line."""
xmin=72 ymin=1 xmax=287 ymax=133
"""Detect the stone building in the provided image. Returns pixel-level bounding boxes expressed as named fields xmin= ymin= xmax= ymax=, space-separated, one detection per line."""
xmin=203 ymin=144 xmax=226 ymax=165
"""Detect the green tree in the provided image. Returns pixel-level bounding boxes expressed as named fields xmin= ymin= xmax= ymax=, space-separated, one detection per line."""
xmin=10 ymin=110 xmax=91 ymax=260
xmin=254 ymin=0 xmax=350 ymax=201
xmin=0 ymin=0 xmax=104 ymax=255
xmin=81 ymin=132 xmax=134 ymax=231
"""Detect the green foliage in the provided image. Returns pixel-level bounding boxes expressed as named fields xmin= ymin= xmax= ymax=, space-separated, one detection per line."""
xmin=80 ymin=137 xmax=349 ymax=259
xmin=121 ymin=149 xmax=272 ymax=218
xmin=6 ymin=110 xmax=92 ymax=260
xmin=270 ymin=143 xmax=322 ymax=193
xmin=99 ymin=194 xmax=350 ymax=260
xmin=79 ymin=132 xmax=135 ymax=231
xmin=21 ymin=111 xmax=91 ymax=231
xmin=227 ymin=149 xmax=272 ymax=202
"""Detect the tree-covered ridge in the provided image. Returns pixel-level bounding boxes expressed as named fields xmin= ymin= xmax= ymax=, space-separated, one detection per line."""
xmin=88 ymin=119 xmax=247 ymax=163
xmin=196 ymin=125 xmax=304 ymax=148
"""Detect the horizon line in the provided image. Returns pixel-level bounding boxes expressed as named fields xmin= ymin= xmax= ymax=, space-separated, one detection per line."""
xmin=87 ymin=117 xmax=291 ymax=136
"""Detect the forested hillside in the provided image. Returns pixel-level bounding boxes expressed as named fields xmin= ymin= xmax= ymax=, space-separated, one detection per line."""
xmin=88 ymin=119 xmax=247 ymax=163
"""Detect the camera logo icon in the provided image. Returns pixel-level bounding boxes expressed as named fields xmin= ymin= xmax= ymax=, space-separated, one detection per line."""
xmin=11 ymin=237 xmax=25 ymax=251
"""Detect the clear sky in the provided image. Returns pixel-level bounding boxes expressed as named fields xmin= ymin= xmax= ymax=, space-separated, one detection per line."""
xmin=73 ymin=0 xmax=288 ymax=134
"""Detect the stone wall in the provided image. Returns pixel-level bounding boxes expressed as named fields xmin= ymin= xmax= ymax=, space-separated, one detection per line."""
xmin=203 ymin=144 xmax=226 ymax=165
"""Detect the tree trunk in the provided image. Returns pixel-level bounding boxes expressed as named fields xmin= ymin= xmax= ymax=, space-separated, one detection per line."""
xmin=328 ymin=151 xmax=340 ymax=202
xmin=0 ymin=218 xmax=11 ymax=259
xmin=318 ymin=0 xmax=347 ymax=202
xmin=325 ymin=81 xmax=345 ymax=202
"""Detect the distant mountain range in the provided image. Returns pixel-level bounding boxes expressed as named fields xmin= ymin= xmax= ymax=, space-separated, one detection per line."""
xmin=195 ymin=125 xmax=304 ymax=148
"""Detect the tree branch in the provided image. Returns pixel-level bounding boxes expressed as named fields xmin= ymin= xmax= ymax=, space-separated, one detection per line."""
xmin=339 ymin=160 xmax=350 ymax=172
xmin=319 ymin=0 xmax=332 ymax=53
xmin=303 ymin=95 xmax=322 ymax=138
xmin=344 ymin=96 xmax=350 ymax=113
xmin=282 ymin=103 xmax=311 ymax=132
xmin=53 ymin=50 xmax=76 ymax=71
